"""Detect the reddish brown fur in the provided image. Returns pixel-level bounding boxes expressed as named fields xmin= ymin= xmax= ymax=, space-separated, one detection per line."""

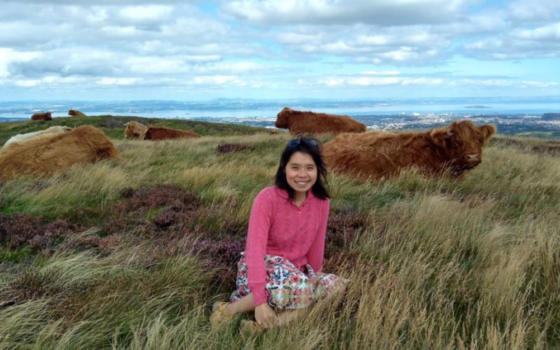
xmin=31 ymin=112 xmax=52 ymax=121
xmin=322 ymin=120 xmax=496 ymax=180
xmin=275 ymin=107 xmax=366 ymax=134
xmin=68 ymin=109 xmax=86 ymax=117
xmin=124 ymin=121 xmax=148 ymax=139
xmin=0 ymin=125 xmax=121 ymax=181
xmin=144 ymin=126 xmax=200 ymax=140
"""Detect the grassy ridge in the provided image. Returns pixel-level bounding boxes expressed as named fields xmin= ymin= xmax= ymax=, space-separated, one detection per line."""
xmin=0 ymin=115 xmax=270 ymax=145
xmin=1 ymin=117 xmax=560 ymax=349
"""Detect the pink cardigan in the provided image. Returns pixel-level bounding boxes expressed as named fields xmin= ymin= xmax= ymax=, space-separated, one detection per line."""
xmin=245 ymin=186 xmax=330 ymax=306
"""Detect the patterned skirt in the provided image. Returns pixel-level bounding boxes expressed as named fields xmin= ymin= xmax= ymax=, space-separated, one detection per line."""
xmin=230 ymin=253 xmax=346 ymax=310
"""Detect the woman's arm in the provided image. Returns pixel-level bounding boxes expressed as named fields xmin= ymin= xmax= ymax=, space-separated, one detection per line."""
xmin=245 ymin=189 xmax=273 ymax=307
xmin=306 ymin=199 xmax=330 ymax=273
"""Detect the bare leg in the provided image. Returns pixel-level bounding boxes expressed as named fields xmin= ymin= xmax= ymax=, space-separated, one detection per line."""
xmin=225 ymin=293 xmax=255 ymax=315
xmin=276 ymin=308 xmax=307 ymax=326
xmin=274 ymin=279 xmax=348 ymax=327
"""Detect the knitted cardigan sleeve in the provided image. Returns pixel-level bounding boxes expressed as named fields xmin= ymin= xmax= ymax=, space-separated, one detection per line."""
xmin=244 ymin=189 xmax=273 ymax=307
xmin=306 ymin=198 xmax=330 ymax=273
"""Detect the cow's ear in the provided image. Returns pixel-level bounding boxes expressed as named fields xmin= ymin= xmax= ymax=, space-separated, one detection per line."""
xmin=480 ymin=124 xmax=496 ymax=141
xmin=430 ymin=127 xmax=453 ymax=148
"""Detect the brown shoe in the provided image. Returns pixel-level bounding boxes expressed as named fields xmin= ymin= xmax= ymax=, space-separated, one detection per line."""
xmin=240 ymin=319 xmax=264 ymax=339
xmin=210 ymin=302 xmax=234 ymax=330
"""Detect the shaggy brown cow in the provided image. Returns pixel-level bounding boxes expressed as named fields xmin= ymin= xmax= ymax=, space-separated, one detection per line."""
xmin=68 ymin=109 xmax=86 ymax=117
xmin=144 ymin=126 xmax=200 ymax=140
xmin=275 ymin=107 xmax=366 ymax=134
xmin=322 ymin=120 xmax=496 ymax=180
xmin=124 ymin=121 xmax=149 ymax=139
xmin=0 ymin=125 xmax=121 ymax=181
xmin=2 ymin=126 xmax=71 ymax=150
xmin=31 ymin=112 xmax=52 ymax=121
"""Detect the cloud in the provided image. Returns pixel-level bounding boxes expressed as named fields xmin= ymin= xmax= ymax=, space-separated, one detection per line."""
xmin=191 ymin=75 xmax=245 ymax=86
xmin=276 ymin=25 xmax=450 ymax=64
xmin=313 ymin=74 xmax=444 ymax=87
xmin=0 ymin=48 xmax=42 ymax=78
xmin=96 ymin=77 xmax=141 ymax=86
xmin=7 ymin=48 xmax=122 ymax=78
xmin=462 ymin=22 xmax=560 ymax=59
xmin=509 ymin=0 xmax=560 ymax=23
xmin=225 ymin=0 xmax=473 ymax=25
xmin=0 ymin=1 xmax=558 ymax=99
xmin=514 ymin=23 xmax=560 ymax=41
xmin=455 ymin=78 xmax=558 ymax=88
xmin=118 ymin=5 xmax=173 ymax=23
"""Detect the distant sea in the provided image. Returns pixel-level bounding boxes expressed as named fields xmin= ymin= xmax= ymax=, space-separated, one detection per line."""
xmin=1 ymin=98 xmax=559 ymax=135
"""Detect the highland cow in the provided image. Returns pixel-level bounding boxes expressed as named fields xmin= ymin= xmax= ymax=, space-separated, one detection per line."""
xmin=68 ymin=109 xmax=86 ymax=117
xmin=124 ymin=121 xmax=149 ymax=139
xmin=275 ymin=107 xmax=366 ymax=135
xmin=144 ymin=126 xmax=200 ymax=140
xmin=0 ymin=125 xmax=121 ymax=181
xmin=322 ymin=120 xmax=496 ymax=180
xmin=2 ymin=126 xmax=72 ymax=150
xmin=31 ymin=112 xmax=52 ymax=121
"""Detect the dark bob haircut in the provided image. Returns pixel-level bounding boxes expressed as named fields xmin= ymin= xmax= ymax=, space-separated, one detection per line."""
xmin=275 ymin=136 xmax=330 ymax=200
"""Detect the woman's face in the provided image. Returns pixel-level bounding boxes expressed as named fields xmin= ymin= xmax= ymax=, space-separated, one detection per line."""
xmin=285 ymin=151 xmax=318 ymax=195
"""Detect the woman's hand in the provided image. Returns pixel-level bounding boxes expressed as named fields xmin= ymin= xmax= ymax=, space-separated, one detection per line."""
xmin=255 ymin=303 xmax=278 ymax=329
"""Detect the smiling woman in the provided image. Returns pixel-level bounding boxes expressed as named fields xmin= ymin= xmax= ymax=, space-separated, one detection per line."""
xmin=210 ymin=136 xmax=348 ymax=336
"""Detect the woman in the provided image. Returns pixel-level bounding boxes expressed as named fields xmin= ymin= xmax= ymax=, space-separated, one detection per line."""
xmin=210 ymin=136 xmax=346 ymax=333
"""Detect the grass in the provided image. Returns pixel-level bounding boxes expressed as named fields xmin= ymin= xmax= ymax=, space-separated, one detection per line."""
xmin=1 ymin=117 xmax=559 ymax=349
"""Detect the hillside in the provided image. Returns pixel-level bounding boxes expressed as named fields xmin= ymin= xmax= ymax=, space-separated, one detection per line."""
xmin=1 ymin=117 xmax=559 ymax=349
xmin=0 ymin=115 xmax=271 ymax=146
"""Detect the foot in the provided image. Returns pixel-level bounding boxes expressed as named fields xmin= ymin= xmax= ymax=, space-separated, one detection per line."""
xmin=210 ymin=301 xmax=235 ymax=330
xmin=240 ymin=319 xmax=264 ymax=339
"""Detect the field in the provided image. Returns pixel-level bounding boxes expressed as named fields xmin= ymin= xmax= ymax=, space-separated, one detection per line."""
xmin=1 ymin=116 xmax=560 ymax=349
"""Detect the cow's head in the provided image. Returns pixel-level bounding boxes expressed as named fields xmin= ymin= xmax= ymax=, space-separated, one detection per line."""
xmin=430 ymin=120 xmax=496 ymax=176
xmin=275 ymin=107 xmax=293 ymax=128
xmin=124 ymin=121 xmax=148 ymax=139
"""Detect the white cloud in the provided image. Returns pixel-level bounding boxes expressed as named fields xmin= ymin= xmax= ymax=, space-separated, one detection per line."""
xmin=509 ymin=0 xmax=560 ymax=22
xmin=119 ymin=5 xmax=173 ymax=22
xmin=362 ymin=71 xmax=401 ymax=75
xmin=96 ymin=77 xmax=141 ymax=86
xmin=0 ymin=1 xmax=558 ymax=99
xmin=225 ymin=0 xmax=474 ymax=25
xmin=0 ymin=48 xmax=42 ymax=77
xmin=514 ymin=23 xmax=560 ymax=40
xmin=316 ymin=74 xmax=443 ymax=87
xmin=456 ymin=78 xmax=558 ymax=88
xmin=191 ymin=75 xmax=244 ymax=86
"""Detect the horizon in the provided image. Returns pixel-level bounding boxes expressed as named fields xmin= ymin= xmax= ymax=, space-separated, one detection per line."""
xmin=0 ymin=0 xmax=559 ymax=101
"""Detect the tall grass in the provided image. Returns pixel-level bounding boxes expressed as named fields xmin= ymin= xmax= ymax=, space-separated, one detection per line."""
xmin=1 ymin=125 xmax=559 ymax=349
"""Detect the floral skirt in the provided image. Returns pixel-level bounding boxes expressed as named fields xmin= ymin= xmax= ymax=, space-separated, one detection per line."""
xmin=230 ymin=253 xmax=346 ymax=310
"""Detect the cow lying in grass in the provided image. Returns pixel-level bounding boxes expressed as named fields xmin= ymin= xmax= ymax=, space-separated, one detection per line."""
xmin=2 ymin=126 xmax=71 ymax=150
xmin=68 ymin=109 xmax=86 ymax=117
xmin=124 ymin=121 xmax=149 ymax=139
xmin=322 ymin=120 xmax=496 ymax=180
xmin=275 ymin=107 xmax=366 ymax=134
xmin=124 ymin=121 xmax=199 ymax=140
xmin=0 ymin=125 xmax=121 ymax=181
xmin=31 ymin=112 xmax=52 ymax=121
xmin=144 ymin=126 xmax=200 ymax=140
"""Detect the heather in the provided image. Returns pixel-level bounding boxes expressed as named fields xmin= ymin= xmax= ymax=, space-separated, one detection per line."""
xmin=1 ymin=117 xmax=560 ymax=349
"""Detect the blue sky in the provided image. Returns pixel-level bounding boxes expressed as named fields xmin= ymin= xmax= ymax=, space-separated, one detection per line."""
xmin=0 ymin=0 xmax=558 ymax=101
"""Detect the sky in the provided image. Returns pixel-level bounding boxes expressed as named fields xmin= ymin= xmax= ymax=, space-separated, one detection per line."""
xmin=0 ymin=0 xmax=559 ymax=101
